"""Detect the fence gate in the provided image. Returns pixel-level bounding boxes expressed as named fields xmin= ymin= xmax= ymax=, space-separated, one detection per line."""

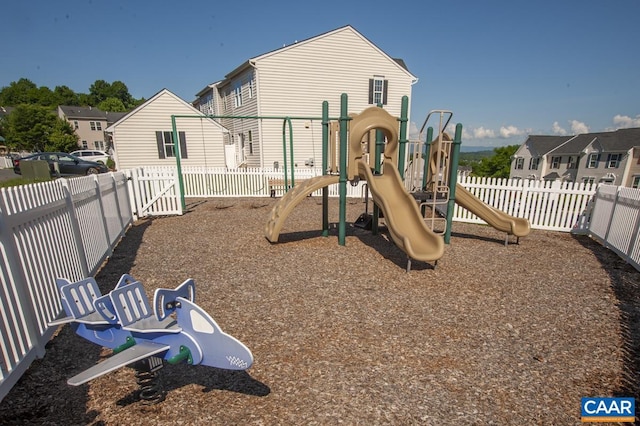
xmin=128 ymin=168 xmax=182 ymax=217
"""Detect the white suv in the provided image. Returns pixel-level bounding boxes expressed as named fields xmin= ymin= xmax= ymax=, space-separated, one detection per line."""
xmin=70 ymin=150 xmax=111 ymax=165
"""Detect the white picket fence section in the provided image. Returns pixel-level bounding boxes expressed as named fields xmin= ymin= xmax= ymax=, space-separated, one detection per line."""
xmin=4 ymin=165 xmax=640 ymax=403
xmin=0 ymin=172 xmax=133 ymax=402
xmin=0 ymin=158 xmax=14 ymax=169
xmin=454 ymin=176 xmax=597 ymax=231
xmin=585 ymin=184 xmax=640 ymax=270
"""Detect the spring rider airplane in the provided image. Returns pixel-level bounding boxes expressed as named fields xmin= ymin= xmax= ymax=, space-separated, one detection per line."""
xmin=49 ymin=274 xmax=253 ymax=400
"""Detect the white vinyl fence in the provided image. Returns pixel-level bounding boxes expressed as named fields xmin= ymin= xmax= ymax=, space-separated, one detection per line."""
xmin=0 ymin=172 xmax=133 ymax=401
xmin=583 ymin=184 xmax=640 ymax=270
xmin=3 ymin=165 xmax=639 ymax=403
xmin=454 ymin=176 xmax=596 ymax=232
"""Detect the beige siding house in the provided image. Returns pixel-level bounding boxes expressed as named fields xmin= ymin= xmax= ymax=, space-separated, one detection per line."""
xmin=193 ymin=25 xmax=417 ymax=169
xmin=106 ymin=89 xmax=228 ymax=170
xmin=510 ymin=128 xmax=640 ymax=187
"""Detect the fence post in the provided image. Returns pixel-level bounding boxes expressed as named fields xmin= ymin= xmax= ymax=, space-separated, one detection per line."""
xmin=93 ymin=175 xmax=114 ymax=257
xmin=60 ymin=180 xmax=90 ymax=277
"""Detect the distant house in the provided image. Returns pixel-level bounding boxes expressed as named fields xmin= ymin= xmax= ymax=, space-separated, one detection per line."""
xmin=192 ymin=25 xmax=417 ymax=169
xmin=105 ymin=89 xmax=228 ymax=171
xmin=58 ymin=106 xmax=109 ymax=151
xmin=510 ymin=128 xmax=640 ymax=187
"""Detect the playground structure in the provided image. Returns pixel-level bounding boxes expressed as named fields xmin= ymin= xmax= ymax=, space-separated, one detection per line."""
xmin=263 ymin=94 xmax=531 ymax=269
xmin=49 ymin=274 xmax=253 ymax=402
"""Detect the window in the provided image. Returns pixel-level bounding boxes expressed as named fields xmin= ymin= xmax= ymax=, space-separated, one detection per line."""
xmin=368 ymin=77 xmax=388 ymax=105
xmin=73 ymin=120 xmax=79 ymax=130
xmin=587 ymin=153 xmax=599 ymax=168
xmin=248 ymin=130 xmax=253 ymax=154
xmin=94 ymin=141 xmax=105 ymax=150
xmin=606 ymin=153 xmax=621 ymax=168
xmin=82 ymin=140 xmax=88 ymax=149
xmin=515 ymin=158 xmax=524 ymax=170
xmin=567 ymin=156 xmax=576 ymax=169
xmin=248 ymin=79 xmax=254 ymax=99
xmin=583 ymin=177 xmax=595 ymax=185
xmin=89 ymin=121 xmax=102 ymax=131
xmin=155 ymin=131 xmax=188 ymax=159
xmin=551 ymin=156 xmax=561 ymax=169
xmin=234 ymin=82 xmax=243 ymax=108
xmin=633 ymin=176 xmax=640 ymax=189
xmin=529 ymin=157 xmax=540 ymax=170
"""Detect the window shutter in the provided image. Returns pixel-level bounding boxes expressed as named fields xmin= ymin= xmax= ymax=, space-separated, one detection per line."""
xmin=368 ymin=79 xmax=374 ymax=104
xmin=156 ymin=131 xmax=165 ymax=159
xmin=382 ymin=80 xmax=388 ymax=105
xmin=179 ymin=131 xmax=187 ymax=159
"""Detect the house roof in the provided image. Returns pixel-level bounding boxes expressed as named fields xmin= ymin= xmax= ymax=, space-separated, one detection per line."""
xmin=106 ymin=88 xmax=228 ymax=133
xmin=58 ymin=105 xmax=108 ymax=120
xmin=524 ymin=135 xmax=573 ymax=156
xmin=541 ymin=127 xmax=640 ymax=156
xmin=214 ymin=25 xmax=416 ymax=91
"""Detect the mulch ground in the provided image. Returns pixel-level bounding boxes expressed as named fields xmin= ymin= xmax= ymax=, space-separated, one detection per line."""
xmin=1 ymin=196 xmax=639 ymax=425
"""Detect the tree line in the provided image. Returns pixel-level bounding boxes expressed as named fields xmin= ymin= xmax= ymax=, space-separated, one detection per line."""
xmin=0 ymin=78 xmax=144 ymax=153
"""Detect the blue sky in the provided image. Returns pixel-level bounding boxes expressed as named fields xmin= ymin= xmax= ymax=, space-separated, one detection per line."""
xmin=2 ymin=0 xmax=639 ymax=148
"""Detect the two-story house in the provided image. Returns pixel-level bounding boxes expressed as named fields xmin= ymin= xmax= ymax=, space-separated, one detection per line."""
xmin=510 ymin=128 xmax=640 ymax=187
xmin=192 ymin=25 xmax=417 ymax=170
xmin=57 ymin=106 xmax=108 ymax=151
xmin=510 ymin=135 xmax=574 ymax=180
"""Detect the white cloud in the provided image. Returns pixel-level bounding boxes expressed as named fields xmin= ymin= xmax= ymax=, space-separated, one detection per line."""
xmin=612 ymin=114 xmax=640 ymax=129
xmin=499 ymin=125 xmax=525 ymax=138
xmin=472 ymin=126 xmax=496 ymax=139
xmin=570 ymin=120 xmax=590 ymax=134
xmin=552 ymin=121 xmax=567 ymax=135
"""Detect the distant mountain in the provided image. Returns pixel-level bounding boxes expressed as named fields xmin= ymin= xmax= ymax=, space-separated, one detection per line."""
xmin=459 ymin=145 xmax=500 ymax=153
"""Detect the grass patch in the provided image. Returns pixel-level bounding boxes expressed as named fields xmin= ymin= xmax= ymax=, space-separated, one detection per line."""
xmin=0 ymin=177 xmax=51 ymax=188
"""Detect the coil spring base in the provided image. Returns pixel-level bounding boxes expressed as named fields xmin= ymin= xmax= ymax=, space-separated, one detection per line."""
xmin=133 ymin=357 xmax=166 ymax=404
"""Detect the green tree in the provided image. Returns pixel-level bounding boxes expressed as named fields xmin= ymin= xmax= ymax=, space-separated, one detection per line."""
xmin=98 ymin=97 xmax=126 ymax=112
xmin=45 ymin=118 xmax=79 ymax=152
xmin=0 ymin=78 xmax=39 ymax=105
xmin=53 ymin=85 xmax=80 ymax=106
xmin=3 ymin=104 xmax=76 ymax=152
xmin=473 ymin=145 xmax=519 ymax=178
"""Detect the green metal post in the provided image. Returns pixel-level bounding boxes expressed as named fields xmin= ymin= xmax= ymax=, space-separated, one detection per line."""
xmin=338 ymin=94 xmax=349 ymax=246
xmin=422 ymin=127 xmax=433 ymax=190
xmin=281 ymin=117 xmax=295 ymax=189
xmin=171 ymin=116 xmax=186 ymax=210
xmin=444 ymin=123 xmax=463 ymax=244
xmin=397 ymin=96 xmax=409 ymax=178
xmin=322 ymin=101 xmax=330 ymax=237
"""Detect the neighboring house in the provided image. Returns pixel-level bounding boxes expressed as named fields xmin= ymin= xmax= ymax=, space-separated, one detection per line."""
xmin=510 ymin=128 xmax=640 ymax=187
xmin=58 ymin=105 xmax=110 ymax=151
xmin=105 ymin=89 xmax=228 ymax=171
xmin=192 ymin=25 xmax=418 ymax=170
xmin=510 ymin=135 xmax=574 ymax=180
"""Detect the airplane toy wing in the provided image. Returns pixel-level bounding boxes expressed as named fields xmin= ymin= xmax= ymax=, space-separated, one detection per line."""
xmin=67 ymin=341 xmax=170 ymax=386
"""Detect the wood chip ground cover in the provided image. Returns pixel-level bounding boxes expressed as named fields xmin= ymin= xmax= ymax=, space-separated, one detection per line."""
xmin=1 ymin=197 xmax=638 ymax=425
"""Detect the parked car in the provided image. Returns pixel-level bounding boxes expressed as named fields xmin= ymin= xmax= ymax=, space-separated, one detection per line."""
xmin=70 ymin=150 xmax=111 ymax=165
xmin=13 ymin=152 xmax=109 ymax=177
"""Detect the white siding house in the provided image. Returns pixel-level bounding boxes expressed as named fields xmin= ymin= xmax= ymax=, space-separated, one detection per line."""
xmin=106 ymin=89 xmax=228 ymax=170
xmin=193 ymin=25 xmax=417 ymax=170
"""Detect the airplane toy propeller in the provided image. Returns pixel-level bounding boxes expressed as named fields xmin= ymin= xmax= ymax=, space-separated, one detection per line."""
xmin=49 ymin=274 xmax=253 ymax=390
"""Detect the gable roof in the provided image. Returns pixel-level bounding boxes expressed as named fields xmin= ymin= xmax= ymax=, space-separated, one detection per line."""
xmin=58 ymin=105 xmax=108 ymax=120
xmin=542 ymin=127 xmax=640 ymax=156
xmin=217 ymin=25 xmax=416 ymax=89
xmin=106 ymin=88 xmax=227 ymax=132
xmin=524 ymin=135 xmax=574 ymax=156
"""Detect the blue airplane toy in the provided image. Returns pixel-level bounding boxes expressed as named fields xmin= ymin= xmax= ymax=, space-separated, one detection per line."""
xmin=49 ymin=274 xmax=253 ymax=386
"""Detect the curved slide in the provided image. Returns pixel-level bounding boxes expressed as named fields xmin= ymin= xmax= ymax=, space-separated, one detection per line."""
xmin=454 ymin=184 xmax=531 ymax=237
xmin=265 ymin=175 xmax=339 ymax=243
xmin=357 ymin=161 xmax=444 ymax=262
